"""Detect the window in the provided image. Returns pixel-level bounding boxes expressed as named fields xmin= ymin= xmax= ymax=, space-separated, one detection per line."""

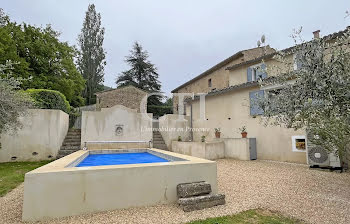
xmin=293 ymin=52 xmax=303 ymax=70
xmin=208 ymin=78 xmax=212 ymax=87
xmin=247 ymin=63 xmax=267 ymax=82
xmin=249 ymin=90 xmax=265 ymax=116
xmin=292 ymin=136 xmax=306 ymax=152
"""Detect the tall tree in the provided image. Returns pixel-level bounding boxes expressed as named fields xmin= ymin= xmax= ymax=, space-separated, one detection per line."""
xmin=77 ymin=4 xmax=106 ymax=105
xmin=116 ymin=42 xmax=162 ymax=105
xmin=0 ymin=8 xmax=9 ymax=27
xmin=0 ymin=9 xmax=85 ymax=107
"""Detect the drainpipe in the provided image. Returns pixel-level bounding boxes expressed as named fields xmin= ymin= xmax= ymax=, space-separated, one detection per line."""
xmin=190 ymin=103 xmax=193 ymax=141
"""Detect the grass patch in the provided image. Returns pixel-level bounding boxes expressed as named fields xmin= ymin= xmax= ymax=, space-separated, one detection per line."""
xmin=187 ymin=209 xmax=304 ymax=224
xmin=0 ymin=160 xmax=51 ymax=196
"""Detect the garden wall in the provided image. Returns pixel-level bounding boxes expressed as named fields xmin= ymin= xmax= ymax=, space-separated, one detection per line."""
xmin=81 ymin=105 xmax=153 ymax=149
xmin=158 ymin=114 xmax=190 ymax=150
xmin=172 ymin=141 xmax=224 ymax=160
xmin=0 ymin=109 xmax=69 ymax=162
xmin=172 ymin=138 xmax=256 ymax=161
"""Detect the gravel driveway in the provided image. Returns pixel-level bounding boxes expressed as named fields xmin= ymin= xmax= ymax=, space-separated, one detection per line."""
xmin=1 ymin=159 xmax=350 ymax=224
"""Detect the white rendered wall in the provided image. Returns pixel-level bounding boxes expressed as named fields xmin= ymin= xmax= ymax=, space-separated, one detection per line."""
xmin=0 ymin=109 xmax=69 ymax=162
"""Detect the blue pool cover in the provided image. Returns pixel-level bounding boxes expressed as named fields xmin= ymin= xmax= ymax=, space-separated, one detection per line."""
xmin=76 ymin=152 xmax=169 ymax=167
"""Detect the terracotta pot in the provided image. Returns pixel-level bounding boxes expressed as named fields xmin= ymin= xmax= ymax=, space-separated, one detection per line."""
xmin=215 ymin=132 xmax=221 ymax=138
xmin=241 ymin=132 xmax=247 ymax=138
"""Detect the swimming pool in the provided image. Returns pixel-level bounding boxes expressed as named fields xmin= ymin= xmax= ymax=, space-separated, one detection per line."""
xmin=76 ymin=152 xmax=169 ymax=167
xmin=23 ymin=148 xmax=218 ymax=221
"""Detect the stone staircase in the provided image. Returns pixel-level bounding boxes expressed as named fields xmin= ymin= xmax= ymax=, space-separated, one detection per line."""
xmin=177 ymin=181 xmax=225 ymax=212
xmin=57 ymin=129 xmax=81 ymax=159
xmin=153 ymin=131 xmax=168 ymax=150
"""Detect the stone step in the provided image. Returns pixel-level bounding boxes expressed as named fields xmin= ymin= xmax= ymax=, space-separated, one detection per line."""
xmin=62 ymin=142 xmax=81 ymax=147
xmin=65 ymin=135 xmax=81 ymax=139
xmin=60 ymin=145 xmax=81 ymax=150
xmin=153 ymin=140 xmax=165 ymax=144
xmin=177 ymin=181 xmax=211 ymax=198
xmin=65 ymin=133 xmax=81 ymax=137
xmin=153 ymin=145 xmax=166 ymax=149
xmin=153 ymin=144 xmax=167 ymax=148
xmin=178 ymin=194 xmax=225 ymax=212
xmin=59 ymin=149 xmax=78 ymax=154
xmin=153 ymin=140 xmax=164 ymax=143
xmin=63 ymin=138 xmax=81 ymax=143
xmin=153 ymin=137 xmax=163 ymax=140
xmin=153 ymin=145 xmax=167 ymax=150
xmin=153 ymin=132 xmax=162 ymax=135
xmin=153 ymin=140 xmax=165 ymax=143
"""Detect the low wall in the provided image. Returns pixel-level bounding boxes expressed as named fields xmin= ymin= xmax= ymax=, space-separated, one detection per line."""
xmin=22 ymin=148 xmax=217 ymax=221
xmin=172 ymin=138 xmax=256 ymax=161
xmin=172 ymin=141 xmax=225 ymax=160
xmin=223 ymin=138 xmax=253 ymax=160
xmin=0 ymin=109 xmax=69 ymax=162
xmin=158 ymin=114 xmax=190 ymax=150
xmin=81 ymin=105 xmax=152 ymax=148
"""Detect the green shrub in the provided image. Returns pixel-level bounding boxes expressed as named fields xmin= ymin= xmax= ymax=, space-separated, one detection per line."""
xmin=147 ymin=105 xmax=173 ymax=118
xmin=69 ymin=109 xmax=81 ymax=128
xmin=26 ymin=89 xmax=70 ymax=113
xmin=178 ymin=136 xmax=182 ymax=141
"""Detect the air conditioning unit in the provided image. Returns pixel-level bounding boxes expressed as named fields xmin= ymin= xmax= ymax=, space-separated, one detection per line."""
xmin=307 ymin=132 xmax=341 ymax=168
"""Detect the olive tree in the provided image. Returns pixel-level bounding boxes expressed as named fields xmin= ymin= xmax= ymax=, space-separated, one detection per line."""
xmin=0 ymin=62 xmax=33 ymax=134
xmin=257 ymin=27 xmax=350 ymax=162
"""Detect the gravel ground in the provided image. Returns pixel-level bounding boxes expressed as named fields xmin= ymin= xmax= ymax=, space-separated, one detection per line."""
xmin=1 ymin=159 xmax=350 ymax=224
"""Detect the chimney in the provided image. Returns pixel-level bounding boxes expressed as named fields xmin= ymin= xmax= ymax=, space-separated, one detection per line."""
xmin=313 ymin=30 xmax=320 ymax=39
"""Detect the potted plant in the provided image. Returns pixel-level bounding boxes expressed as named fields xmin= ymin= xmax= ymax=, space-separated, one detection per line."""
xmin=201 ymin=135 xmax=206 ymax=142
xmin=178 ymin=136 xmax=182 ymax=141
xmin=239 ymin=126 xmax=247 ymax=138
xmin=214 ymin=128 xmax=221 ymax=138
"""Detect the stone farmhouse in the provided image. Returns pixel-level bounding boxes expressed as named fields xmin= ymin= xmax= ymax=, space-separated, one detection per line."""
xmin=171 ymin=27 xmax=350 ymax=164
xmin=95 ymin=85 xmax=147 ymax=112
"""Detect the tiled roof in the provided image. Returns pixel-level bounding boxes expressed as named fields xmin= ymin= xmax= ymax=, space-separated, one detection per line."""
xmin=226 ymin=53 xmax=276 ymax=71
xmin=226 ymin=26 xmax=350 ymax=71
xmin=171 ymin=46 xmax=275 ymax=93
xmin=185 ymin=76 xmax=279 ymax=102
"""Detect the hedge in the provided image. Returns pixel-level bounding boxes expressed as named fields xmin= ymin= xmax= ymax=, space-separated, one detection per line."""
xmin=147 ymin=105 xmax=173 ymax=118
xmin=26 ymin=89 xmax=70 ymax=113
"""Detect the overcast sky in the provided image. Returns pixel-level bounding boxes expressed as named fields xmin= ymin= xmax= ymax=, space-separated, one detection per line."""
xmin=2 ymin=0 xmax=349 ymax=95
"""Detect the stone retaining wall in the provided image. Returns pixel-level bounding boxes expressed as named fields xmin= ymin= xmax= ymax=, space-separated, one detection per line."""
xmin=0 ymin=109 xmax=69 ymax=162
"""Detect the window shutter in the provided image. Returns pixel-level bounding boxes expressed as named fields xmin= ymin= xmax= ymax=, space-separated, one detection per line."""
xmin=260 ymin=63 xmax=267 ymax=79
xmin=295 ymin=52 xmax=303 ymax=70
xmin=247 ymin=67 xmax=253 ymax=82
xmin=249 ymin=90 xmax=265 ymax=115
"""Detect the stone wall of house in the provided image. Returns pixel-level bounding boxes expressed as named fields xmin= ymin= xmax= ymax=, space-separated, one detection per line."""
xmin=189 ymin=86 xmax=307 ymax=164
xmin=172 ymin=46 xmax=275 ymax=114
xmin=96 ymin=86 xmax=147 ymax=112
